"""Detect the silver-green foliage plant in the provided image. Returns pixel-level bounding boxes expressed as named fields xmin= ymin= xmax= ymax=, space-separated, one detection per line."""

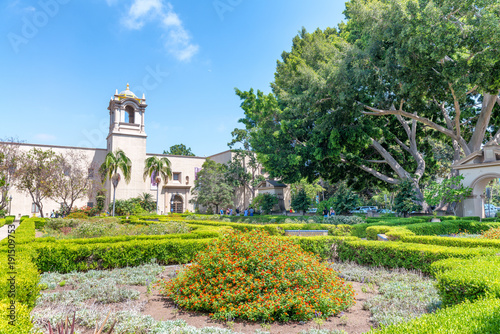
xmin=330 ymin=261 xmax=440 ymax=328
xmin=323 ymin=215 xmax=364 ymax=225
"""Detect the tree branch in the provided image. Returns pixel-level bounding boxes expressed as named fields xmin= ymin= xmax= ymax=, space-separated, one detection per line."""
xmin=362 ymin=104 xmax=471 ymax=155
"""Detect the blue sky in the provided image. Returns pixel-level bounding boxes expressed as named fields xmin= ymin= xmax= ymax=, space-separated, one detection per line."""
xmin=0 ymin=0 xmax=346 ymax=156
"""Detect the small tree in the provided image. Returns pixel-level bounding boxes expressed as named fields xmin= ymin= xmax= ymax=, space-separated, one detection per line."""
xmin=394 ymin=180 xmax=422 ymax=218
xmin=0 ymin=139 xmax=21 ymax=212
xmin=143 ymin=156 xmax=172 ymax=214
xmin=191 ymin=159 xmax=234 ymax=213
xmin=15 ymin=148 xmax=59 ymax=218
xmin=291 ymin=188 xmax=311 ymax=214
xmin=331 ymin=182 xmax=359 ymax=215
xmin=252 ymin=193 xmax=279 ymax=214
xmin=99 ymin=149 xmax=132 ymax=216
xmin=50 ymin=151 xmax=91 ymax=216
xmin=424 ymin=175 xmax=472 ymax=216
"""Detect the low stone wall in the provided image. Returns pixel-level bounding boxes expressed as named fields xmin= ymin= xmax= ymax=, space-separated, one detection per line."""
xmin=284 ymin=230 xmax=329 ymax=237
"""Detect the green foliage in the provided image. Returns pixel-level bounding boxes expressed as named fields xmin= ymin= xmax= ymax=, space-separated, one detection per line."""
xmin=95 ymin=189 xmax=106 ymax=212
xmin=329 ymin=183 xmax=359 ymax=214
xmin=431 ymin=257 xmax=500 ymax=307
xmin=163 ymin=143 xmax=195 ymax=156
xmin=143 ymin=156 xmax=172 ymax=214
xmin=33 ymin=238 xmax=213 ymax=273
xmin=0 ymin=300 xmax=34 ymax=334
xmin=251 ymin=193 xmax=278 ymax=214
xmin=424 ymin=175 xmax=472 ymax=215
xmin=191 ymin=159 xmax=234 ymax=213
xmin=99 ymin=149 xmax=132 ymax=216
xmin=393 ymin=180 xmax=422 ymax=217
xmin=291 ymin=188 xmax=311 ymax=214
xmin=159 ymin=231 xmax=355 ymax=322
xmin=336 ymin=239 xmax=497 ymax=274
xmin=15 ymin=148 xmax=60 ymax=217
xmin=290 ymin=179 xmax=324 ymax=202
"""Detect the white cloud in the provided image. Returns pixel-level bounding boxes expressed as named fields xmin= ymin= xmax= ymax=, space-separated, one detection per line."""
xmin=116 ymin=0 xmax=198 ymax=61
xmin=34 ymin=133 xmax=56 ymax=142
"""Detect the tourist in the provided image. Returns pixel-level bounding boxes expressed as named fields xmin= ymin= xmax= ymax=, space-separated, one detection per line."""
xmin=244 ymin=208 xmax=248 ymax=216
xmin=323 ymin=208 xmax=328 ymax=218
xmin=330 ymin=207 xmax=335 ymax=216
xmin=249 ymin=207 xmax=254 ymax=216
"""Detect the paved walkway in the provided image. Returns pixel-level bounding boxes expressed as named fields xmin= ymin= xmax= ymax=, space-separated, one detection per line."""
xmin=0 ymin=221 xmax=19 ymax=241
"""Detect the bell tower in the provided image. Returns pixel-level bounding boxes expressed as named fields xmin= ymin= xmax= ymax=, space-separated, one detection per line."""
xmin=106 ymin=84 xmax=148 ymax=199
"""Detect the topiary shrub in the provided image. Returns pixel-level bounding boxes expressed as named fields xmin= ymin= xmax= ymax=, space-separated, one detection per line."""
xmin=158 ymin=230 xmax=355 ymax=322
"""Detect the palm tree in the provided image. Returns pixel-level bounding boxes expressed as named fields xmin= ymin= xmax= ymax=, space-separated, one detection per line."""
xmin=99 ymin=149 xmax=132 ymax=216
xmin=143 ymin=156 xmax=172 ymax=214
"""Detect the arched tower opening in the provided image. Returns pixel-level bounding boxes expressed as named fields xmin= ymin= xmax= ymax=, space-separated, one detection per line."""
xmin=125 ymin=105 xmax=135 ymax=124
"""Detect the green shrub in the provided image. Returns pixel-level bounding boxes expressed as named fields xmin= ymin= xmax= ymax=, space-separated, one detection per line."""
xmin=158 ymin=230 xmax=355 ymax=322
xmin=0 ymin=219 xmax=5 ymax=228
xmin=327 ymin=224 xmax=352 ymax=236
xmin=0 ymin=299 xmax=34 ymax=334
xmin=431 ymin=256 xmax=500 ymax=306
xmin=400 ymin=235 xmax=500 ymax=249
xmin=373 ymin=297 xmax=500 ymax=333
xmin=33 ymin=238 xmax=214 ymax=273
xmin=336 ymin=240 xmax=497 ymax=273
xmin=366 ymin=226 xmax=392 ymax=240
xmin=5 ymin=216 xmax=14 ymax=225
xmin=404 ymin=221 xmax=500 ymax=236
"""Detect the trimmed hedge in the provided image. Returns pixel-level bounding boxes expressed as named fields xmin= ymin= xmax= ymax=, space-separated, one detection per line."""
xmin=289 ymin=236 xmax=359 ymax=259
xmin=0 ymin=299 xmax=33 ymax=334
xmin=32 ymin=230 xmax=220 ymax=245
xmin=431 ymin=256 xmax=500 ymax=306
xmin=401 ymin=235 xmax=500 ymax=249
xmin=404 ymin=220 xmax=500 ymax=235
xmin=0 ymin=218 xmax=39 ymax=333
xmin=33 ymin=238 xmax=214 ymax=273
xmin=336 ymin=239 xmax=497 ymax=273
xmin=373 ymin=297 xmax=500 ymax=333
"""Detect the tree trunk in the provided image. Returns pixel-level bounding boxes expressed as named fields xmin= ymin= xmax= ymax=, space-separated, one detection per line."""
xmin=156 ymin=183 xmax=160 ymax=214
xmin=112 ymin=185 xmax=116 ymax=217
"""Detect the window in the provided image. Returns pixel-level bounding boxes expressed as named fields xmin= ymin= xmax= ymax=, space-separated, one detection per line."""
xmin=173 ymin=173 xmax=181 ymax=181
xmin=261 ymin=168 xmax=266 ymax=174
xmin=125 ymin=105 xmax=135 ymax=123
xmin=88 ymin=168 xmax=94 ymax=178
xmin=87 ymin=202 xmax=94 ymax=208
xmin=31 ymin=203 xmax=39 ymax=214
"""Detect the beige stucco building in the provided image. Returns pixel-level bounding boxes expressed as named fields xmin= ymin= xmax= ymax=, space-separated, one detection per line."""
xmin=5 ymin=85 xmax=290 ymax=218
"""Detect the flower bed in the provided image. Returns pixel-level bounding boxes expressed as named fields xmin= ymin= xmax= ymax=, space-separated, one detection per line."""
xmin=159 ymin=230 xmax=356 ymax=322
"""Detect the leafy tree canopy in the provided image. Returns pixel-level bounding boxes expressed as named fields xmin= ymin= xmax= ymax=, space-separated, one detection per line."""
xmin=163 ymin=144 xmax=195 ymax=156
xmin=191 ymin=159 xmax=234 ymax=212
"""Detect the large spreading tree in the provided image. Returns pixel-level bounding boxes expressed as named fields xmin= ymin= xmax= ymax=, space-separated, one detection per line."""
xmin=235 ymin=0 xmax=500 ymax=209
